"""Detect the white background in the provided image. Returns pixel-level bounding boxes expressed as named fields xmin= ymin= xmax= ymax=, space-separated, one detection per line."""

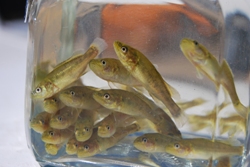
xmin=0 ymin=20 xmax=39 ymax=167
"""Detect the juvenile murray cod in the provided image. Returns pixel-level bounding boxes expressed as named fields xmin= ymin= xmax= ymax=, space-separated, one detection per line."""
xmin=30 ymin=111 xmax=51 ymax=133
xmin=134 ymin=133 xmax=243 ymax=160
xmin=66 ymin=136 xmax=80 ymax=155
xmin=89 ymin=58 xmax=180 ymax=99
xmin=180 ymin=38 xmax=247 ymax=117
xmin=43 ymin=95 xmax=65 ymax=114
xmin=93 ymin=89 xmax=181 ymax=137
xmin=97 ymin=112 xmax=134 ymax=138
xmin=42 ymin=126 xmax=74 ymax=144
xmin=32 ymin=38 xmax=107 ymax=99
xmin=74 ymin=110 xmax=98 ymax=142
xmin=59 ymin=86 xmax=103 ymax=110
xmin=50 ymin=106 xmax=81 ymax=129
xmin=45 ymin=143 xmax=64 ymax=155
xmin=113 ymin=41 xmax=186 ymax=127
xmin=77 ymin=123 xmax=140 ymax=157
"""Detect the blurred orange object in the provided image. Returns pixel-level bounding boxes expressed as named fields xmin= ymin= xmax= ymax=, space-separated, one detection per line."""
xmin=101 ymin=4 xmax=218 ymax=57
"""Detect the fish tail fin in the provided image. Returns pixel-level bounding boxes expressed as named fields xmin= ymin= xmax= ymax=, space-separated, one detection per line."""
xmin=125 ymin=123 xmax=141 ymax=134
xmin=164 ymin=81 xmax=181 ymax=101
xmin=190 ymin=122 xmax=209 ymax=131
xmin=234 ymin=101 xmax=248 ymax=118
xmin=177 ymin=97 xmax=207 ymax=111
xmin=91 ymin=37 xmax=108 ymax=53
xmin=172 ymin=109 xmax=188 ymax=128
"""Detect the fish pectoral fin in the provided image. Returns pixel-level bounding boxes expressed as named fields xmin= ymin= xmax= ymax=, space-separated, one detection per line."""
xmin=196 ymin=68 xmax=204 ymax=79
xmin=164 ymin=81 xmax=181 ymax=101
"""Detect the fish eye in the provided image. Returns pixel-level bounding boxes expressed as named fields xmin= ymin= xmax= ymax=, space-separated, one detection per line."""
xmin=39 ymin=120 xmax=45 ymax=124
xmin=121 ymin=46 xmax=127 ymax=53
xmin=174 ymin=143 xmax=180 ymax=149
xmin=70 ymin=91 xmax=75 ymax=96
xmin=193 ymin=40 xmax=198 ymax=45
xmin=101 ymin=59 xmax=106 ymax=65
xmin=84 ymin=127 xmax=89 ymax=132
xmin=35 ymin=87 xmax=42 ymax=93
xmin=84 ymin=144 xmax=89 ymax=150
xmin=49 ymin=131 xmax=54 ymax=136
xmin=106 ymin=125 xmax=110 ymax=130
xmin=58 ymin=116 xmax=62 ymax=121
xmin=103 ymin=93 xmax=110 ymax=99
xmin=142 ymin=137 xmax=147 ymax=143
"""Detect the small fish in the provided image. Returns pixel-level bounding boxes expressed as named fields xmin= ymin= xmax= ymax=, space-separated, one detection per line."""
xmin=219 ymin=115 xmax=246 ymax=137
xmin=77 ymin=123 xmax=140 ymax=157
xmin=43 ymin=96 xmax=65 ymax=114
xmin=41 ymin=126 xmax=74 ymax=144
xmin=93 ymin=89 xmax=182 ymax=137
xmin=180 ymin=38 xmax=247 ymax=117
xmin=180 ymin=38 xmax=221 ymax=89
xmin=50 ymin=106 xmax=81 ymax=129
xmin=66 ymin=136 xmax=80 ymax=155
xmin=74 ymin=110 xmax=96 ymax=142
xmin=59 ymin=86 xmax=103 ymax=110
xmin=45 ymin=143 xmax=64 ymax=155
xmin=30 ymin=111 xmax=51 ymax=133
xmin=220 ymin=60 xmax=248 ymax=117
xmin=89 ymin=58 xmax=141 ymax=86
xmin=113 ymin=41 xmax=186 ymax=127
xmin=97 ymin=112 xmax=134 ymax=138
xmin=178 ymin=98 xmax=207 ymax=111
xmin=32 ymin=38 xmax=107 ymax=99
xmin=134 ymin=133 xmax=243 ymax=160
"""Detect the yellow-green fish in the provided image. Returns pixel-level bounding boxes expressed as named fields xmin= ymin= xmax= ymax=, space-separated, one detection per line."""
xmin=45 ymin=143 xmax=64 ymax=155
xmin=113 ymin=41 xmax=186 ymax=127
xmin=43 ymin=96 xmax=65 ymax=114
xmin=134 ymin=133 xmax=243 ymax=160
xmin=93 ymin=89 xmax=163 ymax=127
xmin=41 ymin=126 xmax=74 ymax=144
xmin=97 ymin=112 xmax=134 ymax=138
xmin=77 ymin=123 xmax=140 ymax=157
xmin=50 ymin=106 xmax=80 ymax=129
xmin=89 ymin=58 xmax=141 ymax=86
xmin=32 ymin=38 xmax=107 ymax=99
xmin=180 ymin=38 xmax=221 ymax=89
xmin=30 ymin=111 xmax=51 ymax=133
xmin=59 ymin=86 xmax=103 ymax=110
xmin=74 ymin=110 xmax=97 ymax=142
xmin=180 ymin=38 xmax=247 ymax=117
xmin=219 ymin=115 xmax=246 ymax=137
xmin=66 ymin=136 xmax=80 ymax=155
xmin=220 ymin=60 xmax=247 ymax=117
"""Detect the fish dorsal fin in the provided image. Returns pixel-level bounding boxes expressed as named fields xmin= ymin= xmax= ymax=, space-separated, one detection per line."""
xmin=164 ymin=81 xmax=181 ymax=101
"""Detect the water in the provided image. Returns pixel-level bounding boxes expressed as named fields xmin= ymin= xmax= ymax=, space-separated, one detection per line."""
xmin=24 ymin=0 xmax=250 ymax=166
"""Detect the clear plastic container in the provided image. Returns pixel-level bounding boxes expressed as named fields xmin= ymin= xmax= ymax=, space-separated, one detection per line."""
xmin=24 ymin=0 xmax=250 ymax=166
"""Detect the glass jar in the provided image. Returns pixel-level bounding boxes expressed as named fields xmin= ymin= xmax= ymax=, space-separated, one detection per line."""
xmin=25 ymin=0 xmax=250 ymax=166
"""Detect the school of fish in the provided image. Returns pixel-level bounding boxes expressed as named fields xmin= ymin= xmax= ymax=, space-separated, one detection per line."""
xmin=30 ymin=37 xmax=247 ymax=165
